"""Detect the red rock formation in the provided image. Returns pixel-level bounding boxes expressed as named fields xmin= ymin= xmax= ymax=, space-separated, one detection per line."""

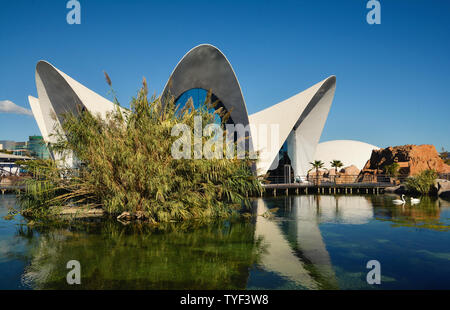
xmin=340 ymin=165 xmax=360 ymax=175
xmin=336 ymin=165 xmax=360 ymax=184
xmin=359 ymin=145 xmax=450 ymax=179
xmin=308 ymin=166 xmax=361 ymax=184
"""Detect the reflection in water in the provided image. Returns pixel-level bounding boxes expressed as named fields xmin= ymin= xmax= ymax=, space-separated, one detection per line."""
xmin=251 ymin=195 xmax=450 ymax=289
xmin=252 ymin=195 xmax=376 ymax=289
xmin=371 ymin=196 xmax=450 ymax=231
xmin=313 ymin=195 xmax=373 ymax=224
xmin=1 ymin=194 xmax=450 ymax=290
xmin=254 ymin=198 xmax=320 ymax=289
xmin=17 ymin=221 xmax=261 ymax=289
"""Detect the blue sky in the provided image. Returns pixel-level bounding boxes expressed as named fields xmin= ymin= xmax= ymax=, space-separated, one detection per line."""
xmin=0 ymin=0 xmax=449 ymax=150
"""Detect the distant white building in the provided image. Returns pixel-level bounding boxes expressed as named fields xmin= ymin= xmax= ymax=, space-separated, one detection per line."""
xmin=313 ymin=140 xmax=380 ymax=170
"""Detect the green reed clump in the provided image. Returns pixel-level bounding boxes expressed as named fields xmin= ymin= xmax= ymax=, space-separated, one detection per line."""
xmin=405 ymin=169 xmax=438 ymax=195
xmin=17 ymin=160 xmax=73 ymax=215
xmin=19 ymin=80 xmax=261 ymax=223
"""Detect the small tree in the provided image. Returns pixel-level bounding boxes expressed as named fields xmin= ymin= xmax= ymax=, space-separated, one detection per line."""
xmin=309 ymin=160 xmax=324 ymax=185
xmin=330 ymin=160 xmax=343 ymax=183
xmin=405 ymin=169 xmax=438 ymax=195
xmin=384 ymin=162 xmax=400 ymax=183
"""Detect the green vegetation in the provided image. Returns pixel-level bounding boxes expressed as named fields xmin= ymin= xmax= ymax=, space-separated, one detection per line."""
xmin=17 ymin=79 xmax=261 ymax=223
xmin=330 ymin=160 xmax=343 ymax=171
xmin=405 ymin=169 xmax=438 ymax=195
xmin=17 ymin=159 xmax=67 ymax=216
xmin=383 ymin=162 xmax=400 ymax=177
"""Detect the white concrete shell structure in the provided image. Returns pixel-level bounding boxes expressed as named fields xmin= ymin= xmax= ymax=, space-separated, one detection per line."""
xmin=29 ymin=61 xmax=122 ymax=160
xmin=313 ymin=140 xmax=379 ymax=170
xmin=162 ymin=44 xmax=250 ymax=128
xmin=162 ymin=44 xmax=337 ymax=177
xmin=29 ymin=44 xmax=337 ymax=177
xmin=161 ymin=44 xmax=254 ymax=153
xmin=249 ymin=76 xmax=336 ymax=176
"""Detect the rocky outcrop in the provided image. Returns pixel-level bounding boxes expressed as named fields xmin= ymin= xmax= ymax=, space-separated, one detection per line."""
xmin=335 ymin=165 xmax=360 ymax=184
xmin=435 ymin=179 xmax=450 ymax=199
xmin=307 ymin=165 xmax=361 ymax=184
xmin=340 ymin=165 xmax=360 ymax=175
xmin=359 ymin=145 xmax=450 ymax=180
xmin=308 ymin=169 xmax=327 ymax=177
xmin=307 ymin=169 xmax=327 ymax=185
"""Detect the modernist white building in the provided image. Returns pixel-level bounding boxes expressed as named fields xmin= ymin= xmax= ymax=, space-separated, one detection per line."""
xmin=28 ymin=44 xmax=369 ymax=178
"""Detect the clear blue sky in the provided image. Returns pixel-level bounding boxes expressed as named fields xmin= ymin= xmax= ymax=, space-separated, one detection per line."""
xmin=0 ymin=0 xmax=449 ymax=150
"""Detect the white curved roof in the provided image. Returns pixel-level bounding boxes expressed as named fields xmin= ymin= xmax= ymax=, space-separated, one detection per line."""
xmin=29 ymin=61 xmax=127 ymax=164
xmin=29 ymin=46 xmax=338 ymax=175
xmin=162 ymin=44 xmax=337 ymax=177
xmin=249 ymin=76 xmax=336 ymax=176
xmin=30 ymin=61 xmax=118 ymax=145
xmin=313 ymin=140 xmax=379 ymax=170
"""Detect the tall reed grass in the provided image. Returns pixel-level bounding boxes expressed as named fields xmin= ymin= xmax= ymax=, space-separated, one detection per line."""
xmin=18 ymin=79 xmax=262 ymax=223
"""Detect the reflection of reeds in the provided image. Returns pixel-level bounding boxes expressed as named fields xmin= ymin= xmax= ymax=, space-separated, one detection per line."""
xmin=375 ymin=196 xmax=449 ymax=231
xmin=17 ymin=219 xmax=262 ymax=289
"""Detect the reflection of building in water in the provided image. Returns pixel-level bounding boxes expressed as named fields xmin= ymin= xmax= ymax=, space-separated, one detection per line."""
xmin=300 ymin=195 xmax=374 ymax=225
xmin=254 ymin=198 xmax=319 ymax=289
xmin=253 ymin=195 xmax=375 ymax=289
xmin=289 ymin=196 xmax=337 ymax=288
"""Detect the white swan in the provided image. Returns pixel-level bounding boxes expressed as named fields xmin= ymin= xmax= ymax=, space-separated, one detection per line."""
xmin=410 ymin=197 xmax=420 ymax=204
xmin=392 ymin=194 xmax=406 ymax=205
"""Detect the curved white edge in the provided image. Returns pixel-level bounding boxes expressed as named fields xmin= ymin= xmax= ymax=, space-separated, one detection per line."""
xmin=249 ymin=76 xmax=336 ymax=176
xmin=34 ymin=61 xmax=128 ymax=165
xmin=36 ymin=60 xmax=122 ymax=119
xmin=28 ymin=95 xmax=50 ymax=142
xmin=313 ymin=140 xmax=380 ymax=170
xmin=34 ymin=61 xmax=130 ymax=136
xmin=34 ymin=67 xmax=63 ymax=146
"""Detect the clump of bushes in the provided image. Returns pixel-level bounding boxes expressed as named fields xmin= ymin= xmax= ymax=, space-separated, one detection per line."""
xmin=18 ymin=79 xmax=261 ymax=223
xmin=405 ymin=169 xmax=438 ymax=195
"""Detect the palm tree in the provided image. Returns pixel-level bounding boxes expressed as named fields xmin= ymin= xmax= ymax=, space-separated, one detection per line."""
xmin=330 ymin=160 xmax=343 ymax=183
xmin=384 ymin=162 xmax=400 ymax=184
xmin=309 ymin=160 xmax=324 ymax=185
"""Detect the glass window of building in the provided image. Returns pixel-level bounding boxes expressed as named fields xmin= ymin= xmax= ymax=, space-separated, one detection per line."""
xmin=175 ymin=88 xmax=231 ymax=125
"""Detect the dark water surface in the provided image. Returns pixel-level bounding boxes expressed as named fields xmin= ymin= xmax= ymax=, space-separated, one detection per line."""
xmin=0 ymin=194 xmax=449 ymax=290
